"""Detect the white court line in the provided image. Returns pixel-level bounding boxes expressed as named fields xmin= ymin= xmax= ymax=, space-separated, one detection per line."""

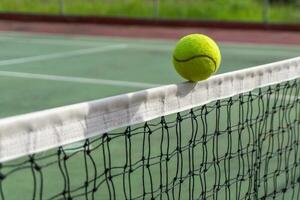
xmin=0 ymin=35 xmax=172 ymax=49
xmin=0 ymin=44 xmax=127 ymax=66
xmin=0 ymin=70 xmax=159 ymax=89
xmin=1 ymin=31 xmax=300 ymax=49
xmin=0 ymin=36 xmax=109 ymax=47
xmin=1 ymin=32 xmax=298 ymax=56
xmin=0 ymin=31 xmax=174 ymax=45
xmin=0 ymin=36 xmax=14 ymax=42
xmin=2 ymin=34 xmax=297 ymax=55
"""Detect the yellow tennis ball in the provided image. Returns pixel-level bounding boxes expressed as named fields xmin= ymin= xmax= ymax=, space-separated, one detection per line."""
xmin=172 ymin=34 xmax=221 ymax=82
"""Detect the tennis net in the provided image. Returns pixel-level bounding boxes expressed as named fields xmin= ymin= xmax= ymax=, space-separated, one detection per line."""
xmin=0 ymin=57 xmax=300 ymax=200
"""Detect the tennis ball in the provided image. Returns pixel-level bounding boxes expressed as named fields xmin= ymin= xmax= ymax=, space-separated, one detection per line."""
xmin=172 ymin=34 xmax=221 ymax=82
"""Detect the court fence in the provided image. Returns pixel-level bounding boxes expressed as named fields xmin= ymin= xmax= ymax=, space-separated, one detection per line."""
xmin=0 ymin=0 xmax=299 ymax=25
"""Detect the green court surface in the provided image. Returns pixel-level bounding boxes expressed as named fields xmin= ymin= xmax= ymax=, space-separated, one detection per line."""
xmin=0 ymin=32 xmax=300 ymax=199
xmin=0 ymin=31 xmax=299 ymax=118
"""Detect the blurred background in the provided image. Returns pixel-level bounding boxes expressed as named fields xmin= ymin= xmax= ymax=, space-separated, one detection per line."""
xmin=0 ymin=0 xmax=299 ymax=24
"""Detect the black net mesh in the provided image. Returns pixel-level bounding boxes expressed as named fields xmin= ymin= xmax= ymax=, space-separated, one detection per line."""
xmin=0 ymin=79 xmax=299 ymax=200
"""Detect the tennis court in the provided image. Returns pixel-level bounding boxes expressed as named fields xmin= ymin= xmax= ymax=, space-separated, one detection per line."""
xmin=0 ymin=31 xmax=300 ymax=199
xmin=0 ymin=31 xmax=299 ymax=118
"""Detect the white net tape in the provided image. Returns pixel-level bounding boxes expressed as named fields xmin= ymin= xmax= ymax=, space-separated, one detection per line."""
xmin=0 ymin=57 xmax=299 ymax=162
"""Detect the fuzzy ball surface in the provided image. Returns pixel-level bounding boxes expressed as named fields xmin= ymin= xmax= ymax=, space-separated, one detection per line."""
xmin=172 ymin=34 xmax=221 ymax=82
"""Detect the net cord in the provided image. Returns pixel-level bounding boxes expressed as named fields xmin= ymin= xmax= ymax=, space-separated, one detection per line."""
xmin=0 ymin=57 xmax=299 ymax=162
